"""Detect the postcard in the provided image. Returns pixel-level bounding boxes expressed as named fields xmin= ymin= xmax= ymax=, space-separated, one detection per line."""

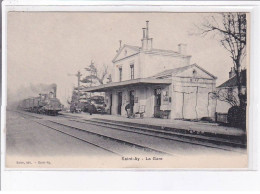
xmin=3 ymin=8 xmax=249 ymax=169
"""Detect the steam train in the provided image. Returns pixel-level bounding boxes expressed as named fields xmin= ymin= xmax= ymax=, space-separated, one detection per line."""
xmin=18 ymin=91 xmax=63 ymax=116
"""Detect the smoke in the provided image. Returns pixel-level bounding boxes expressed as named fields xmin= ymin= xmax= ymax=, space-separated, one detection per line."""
xmin=29 ymin=83 xmax=57 ymax=94
xmin=7 ymin=83 xmax=57 ymax=109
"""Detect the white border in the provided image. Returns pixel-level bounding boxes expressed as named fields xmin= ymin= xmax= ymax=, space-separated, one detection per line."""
xmin=1 ymin=0 xmax=260 ymax=190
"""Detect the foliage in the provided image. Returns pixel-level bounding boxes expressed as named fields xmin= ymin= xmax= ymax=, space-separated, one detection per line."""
xmin=196 ymin=13 xmax=247 ymax=107
xmin=227 ymin=106 xmax=246 ymax=129
xmin=68 ymin=90 xmax=85 ymax=105
xmin=81 ymin=61 xmax=112 ymax=85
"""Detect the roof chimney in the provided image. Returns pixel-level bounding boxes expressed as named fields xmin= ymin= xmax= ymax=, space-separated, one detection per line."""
xmin=142 ymin=28 xmax=146 ymax=39
xmin=116 ymin=40 xmax=122 ymax=53
xmin=146 ymin=21 xmax=149 ymax=38
xmin=141 ymin=21 xmax=153 ymax=50
xmin=229 ymin=67 xmax=235 ymax=78
xmin=178 ymin=43 xmax=187 ymax=55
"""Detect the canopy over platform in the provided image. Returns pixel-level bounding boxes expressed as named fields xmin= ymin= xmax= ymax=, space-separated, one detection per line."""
xmin=82 ymin=78 xmax=172 ymax=92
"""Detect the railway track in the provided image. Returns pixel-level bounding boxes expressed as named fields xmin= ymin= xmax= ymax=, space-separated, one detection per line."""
xmin=53 ymin=113 xmax=246 ymax=153
xmin=14 ymin=110 xmax=44 ymax=119
xmin=15 ymin=110 xmax=171 ymax=156
xmin=14 ymin=110 xmax=246 ymax=155
xmin=34 ymin=120 xmax=123 ymax=156
xmin=65 ymin=117 xmax=246 ymax=153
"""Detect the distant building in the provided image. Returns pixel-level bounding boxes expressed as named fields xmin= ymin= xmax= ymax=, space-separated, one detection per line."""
xmin=84 ymin=21 xmax=217 ymax=120
xmin=216 ymin=68 xmax=247 ymax=113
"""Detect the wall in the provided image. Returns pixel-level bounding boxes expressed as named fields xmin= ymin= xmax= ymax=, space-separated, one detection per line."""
xmin=111 ymin=90 xmax=118 ymax=115
xmin=140 ymin=53 xmax=190 ymax=78
xmin=172 ymin=76 xmax=216 ymax=120
xmin=144 ymin=87 xmax=155 ymax=117
xmin=105 ymin=78 xmax=217 ymax=120
xmin=216 ymin=100 xmax=231 ymax=114
xmin=113 ymin=54 xmax=140 ymax=82
xmin=112 ymin=51 xmax=190 ymax=82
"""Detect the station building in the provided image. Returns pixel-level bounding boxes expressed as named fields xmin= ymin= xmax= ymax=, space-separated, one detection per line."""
xmin=84 ymin=21 xmax=217 ymax=120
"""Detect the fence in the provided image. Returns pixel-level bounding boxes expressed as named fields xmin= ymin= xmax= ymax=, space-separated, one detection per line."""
xmin=215 ymin=112 xmax=228 ymax=123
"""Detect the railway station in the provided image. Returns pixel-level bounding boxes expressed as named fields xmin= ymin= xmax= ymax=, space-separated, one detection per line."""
xmin=83 ymin=21 xmax=217 ymax=120
xmin=5 ymin=13 xmax=248 ymax=169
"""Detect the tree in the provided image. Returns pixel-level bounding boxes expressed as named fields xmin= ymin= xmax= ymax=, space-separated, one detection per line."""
xmin=197 ymin=13 xmax=247 ymax=107
xmin=81 ymin=60 xmax=112 ymax=86
xmin=68 ymin=89 xmax=85 ymax=112
xmin=210 ymin=89 xmax=239 ymax=107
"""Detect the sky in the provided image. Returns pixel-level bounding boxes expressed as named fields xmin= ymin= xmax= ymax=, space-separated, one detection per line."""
xmin=7 ymin=12 xmax=248 ymax=105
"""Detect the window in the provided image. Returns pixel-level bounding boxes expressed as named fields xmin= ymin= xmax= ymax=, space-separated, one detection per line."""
xmin=119 ymin=67 xmax=122 ymax=82
xmin=130 ymin=64 xmax=134 ymax=80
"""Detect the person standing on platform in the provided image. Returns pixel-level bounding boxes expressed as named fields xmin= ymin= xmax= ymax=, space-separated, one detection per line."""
xmin=125 ymin=103 xmax=131 ymax=118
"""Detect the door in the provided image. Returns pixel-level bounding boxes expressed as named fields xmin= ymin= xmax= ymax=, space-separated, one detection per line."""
xmin=154 ymin=88 xmax=161 ymax=117
xmin=118 ymin=92 xmax=122 ymax=115
xmin=110 ymin=93 xmax=112 ymax=115
xmin=129 ymin=90 xmax=135 ymax=114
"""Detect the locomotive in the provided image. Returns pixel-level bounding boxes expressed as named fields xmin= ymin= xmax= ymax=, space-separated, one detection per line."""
xmin=18 ymin=91 xmax=63 ymax=116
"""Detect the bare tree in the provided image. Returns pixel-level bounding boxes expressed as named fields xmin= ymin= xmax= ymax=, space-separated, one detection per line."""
xmin=197 ymin=13 xmax=247 ymax=107
xmin=81 ymin=60 xmax=111 ymax=85
xmin=210 ymin=89 xmax=239 ymax=107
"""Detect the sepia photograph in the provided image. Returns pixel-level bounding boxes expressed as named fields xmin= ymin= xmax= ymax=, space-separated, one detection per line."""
xmin=4 ymin=11 xmax=249 ymax=169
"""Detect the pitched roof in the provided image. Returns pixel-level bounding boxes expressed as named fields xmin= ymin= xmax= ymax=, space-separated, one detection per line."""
xmin=217 ymin=69 xmax=247 ymax=88
xmin=143 ymin=48 xmax=183 ymax=56
xmin=153 ymin=64 xmax=217 ymax=79
xmin=124 ymin=44 xmax=140 ymax=51
xmin=112 ymin=44 xmax=191 ymax=62
xmin=153 ymin=65 xmax=193 ymax=78
xmin=112 ymin=45 xmax=140 ymax=62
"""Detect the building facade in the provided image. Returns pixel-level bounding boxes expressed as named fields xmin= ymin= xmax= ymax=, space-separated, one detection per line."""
xmin=216 ymin=68 xmax=247 ymax=114
xmin=84 ymin=21 xmax=217 ymax=120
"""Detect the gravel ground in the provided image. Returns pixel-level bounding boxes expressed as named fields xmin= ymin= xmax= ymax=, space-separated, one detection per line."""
xmin=41 ymin=120 xmax=157 ymax=156
xmin=5 ymin=111 xmax=113 ymax=157
xmin=4 ymin=111 xmax=248 ymax=168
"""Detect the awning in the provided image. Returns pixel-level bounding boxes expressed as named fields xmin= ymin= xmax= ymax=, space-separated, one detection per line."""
xmin=82 ymin=78 xmax=172 ymax=92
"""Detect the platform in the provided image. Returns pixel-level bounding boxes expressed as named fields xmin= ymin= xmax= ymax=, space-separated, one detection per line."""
xmin=61 ymin=112 xmax=246 ymax=137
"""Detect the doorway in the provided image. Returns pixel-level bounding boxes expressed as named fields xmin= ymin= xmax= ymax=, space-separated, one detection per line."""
xmin=129 ymin=90 xmax=135 ymax=114
xmin=154 ymin=88 xmax=161 ymax=116
xmin=109 ymin=93 xmax=112 ymax=115
xmin=118 ymin=92 xmax=122 ymax=115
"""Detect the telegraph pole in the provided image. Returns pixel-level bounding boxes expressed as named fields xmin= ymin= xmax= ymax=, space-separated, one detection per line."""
xmin=89 ymin=60 xmax=95 ymax=97
xmin=68 ymin=71 xmax=82 ymax=103
xmin=76 ymin=71 xmax=82 ymax=100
